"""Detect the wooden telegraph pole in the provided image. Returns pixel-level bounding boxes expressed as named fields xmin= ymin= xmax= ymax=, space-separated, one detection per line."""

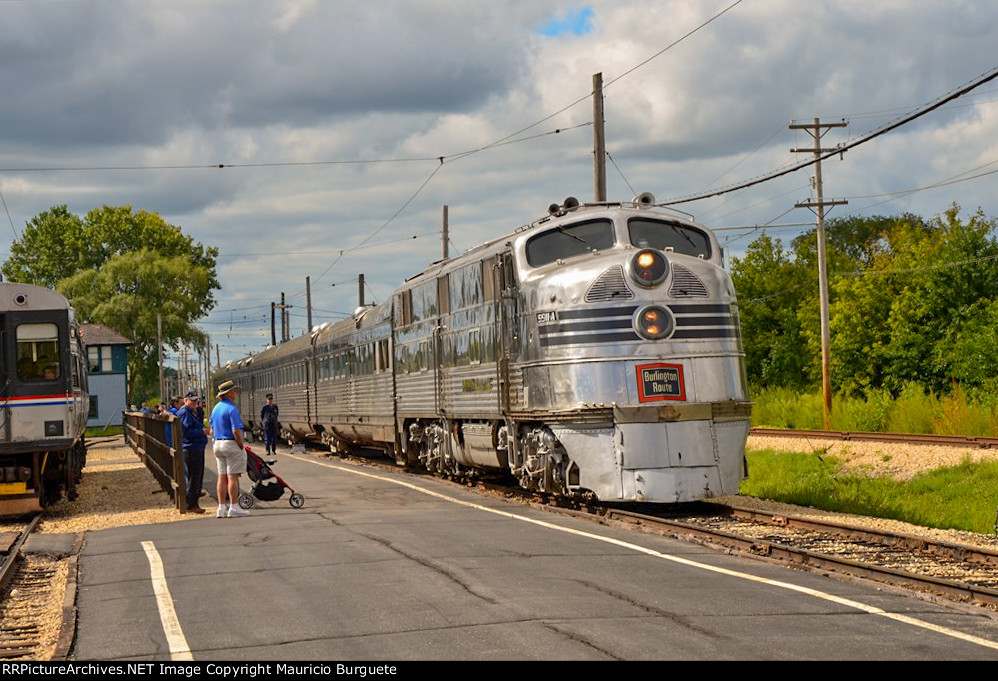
xmin=157 ymin=313 xmax=164 ymax=403
xmin=442 ymin=205 xmax=449 ymax=260
xmin=593 ymin=72 xmax=607 ymax=202
xmin=306 ymin=276 xmax=313 ymax=334
xmin=791 ymin=117 xmax=847 ymax=429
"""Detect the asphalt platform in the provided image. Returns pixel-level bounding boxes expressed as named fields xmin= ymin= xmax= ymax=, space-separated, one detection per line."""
xmin=70 ymin=444 xmax=998 ymax=661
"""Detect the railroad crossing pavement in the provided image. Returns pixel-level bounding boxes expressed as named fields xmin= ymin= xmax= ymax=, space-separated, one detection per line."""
xmin=72 ymin=448 xmax=998 ymax=661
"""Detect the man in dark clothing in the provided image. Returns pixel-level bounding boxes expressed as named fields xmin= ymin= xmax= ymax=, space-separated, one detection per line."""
xmin=261 ymin=393 xmax=279 ymax=456
xmin=177 ymin=390 xmax=209 ymax=513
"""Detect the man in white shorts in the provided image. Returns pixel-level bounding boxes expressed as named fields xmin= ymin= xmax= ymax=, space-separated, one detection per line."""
xmin=210 ymin=380 xmax=250 ymax=518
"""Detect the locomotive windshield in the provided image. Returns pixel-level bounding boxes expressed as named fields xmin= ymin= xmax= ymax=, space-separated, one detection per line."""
xmin=628 ymin=218 xmax=711 ymax=259
xmin=16 ymin=323 xmax=60 ymax=381
xmin=526 ymin=219 xmax=615 ymax=268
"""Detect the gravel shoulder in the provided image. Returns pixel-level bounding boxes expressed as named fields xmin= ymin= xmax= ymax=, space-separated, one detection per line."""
xmin=37 ymin=439 xmax=202 ymax=534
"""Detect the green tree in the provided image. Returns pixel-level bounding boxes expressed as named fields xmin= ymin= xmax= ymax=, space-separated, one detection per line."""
xmin=730 ymin=234 xmax=815 ymax=389
xmin=3 ymin=205 xmax=219 ymax=311
xmin=3 ymin=205 xmax=219 ymax=403
xmin=58 ymin=249 xmax=213 ymax=401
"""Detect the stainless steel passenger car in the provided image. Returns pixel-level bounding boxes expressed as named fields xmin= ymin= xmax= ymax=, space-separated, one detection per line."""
xmin=0 ymin=283 xmax=89 ymax=514
xmin=219 ymin=196 xmax=751 ymax=503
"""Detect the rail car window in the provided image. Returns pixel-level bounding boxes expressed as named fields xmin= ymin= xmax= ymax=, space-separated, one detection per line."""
xmin=526 ymin=219 xmax=615 ymax=268
xmin=410 ymin=280 xmax=438 ymax=323
xmin=16 ymin=323 xmax=60 ymax=381
xmin=449 ymin=262 xmax=483 ymax=311
xmin=628 ymin=218 xmax=711 ymax=259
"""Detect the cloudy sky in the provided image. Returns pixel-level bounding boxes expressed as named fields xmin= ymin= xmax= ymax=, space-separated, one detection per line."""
xmin=2 ymin=0 xmax=998 ymax=364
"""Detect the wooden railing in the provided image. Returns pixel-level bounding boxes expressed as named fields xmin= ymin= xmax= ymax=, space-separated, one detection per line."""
xmin=123 ymin=411 xmax=186 ymax=513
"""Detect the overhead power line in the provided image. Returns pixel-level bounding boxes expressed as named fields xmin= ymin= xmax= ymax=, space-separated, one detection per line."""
xmin=659 ymin=64 xmax=998 ymax=207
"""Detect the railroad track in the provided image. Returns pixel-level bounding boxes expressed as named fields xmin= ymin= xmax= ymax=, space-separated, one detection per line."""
xmin=0 ymin=513 xmax=75 ymax=661
xmin=597 ymin=503 xmax=998 ymax=610
xmin=750 ymin=427 xmax=998 ymax=449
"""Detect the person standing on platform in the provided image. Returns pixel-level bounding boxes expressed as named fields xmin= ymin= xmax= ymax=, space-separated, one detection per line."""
xmin=261 ymin=393 xmax=279 ymax=456
xmin=177 ymin=390 xmax=208 ymax=514
xmin=210 ymin=380 xmax=250 ymax=518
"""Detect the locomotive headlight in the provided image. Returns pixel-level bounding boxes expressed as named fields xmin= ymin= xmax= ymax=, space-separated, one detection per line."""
xmin=628 ymin=248 xmax=669 ymax=287
xmin=634 ymin=305 xmax=674 ymax=340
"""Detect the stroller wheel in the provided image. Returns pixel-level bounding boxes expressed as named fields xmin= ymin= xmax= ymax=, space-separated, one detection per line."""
xmin=289 ymin=492 xmax=305 ymax=508
xmin=238 ymin=492 xmax=254 ymax=509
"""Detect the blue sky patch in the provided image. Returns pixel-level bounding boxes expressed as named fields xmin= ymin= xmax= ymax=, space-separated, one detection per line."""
xmin=537 ymin=7 xmax=594 ymax=37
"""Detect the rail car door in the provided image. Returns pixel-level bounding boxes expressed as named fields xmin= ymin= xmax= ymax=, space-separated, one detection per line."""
xmin=496 ymin=250 xmax=520 ymax=415
xmin=0 ymin=314 xmax=7 ymax=441
xmin=433 ymin=275 xmax=448 ymax=417
xmin=1 ymin=309 xmax=73 ymax=446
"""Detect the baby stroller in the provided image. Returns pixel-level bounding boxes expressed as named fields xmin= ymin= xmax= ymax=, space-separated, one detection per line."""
xmin=237 ymin=446 xmax=305 ymax=509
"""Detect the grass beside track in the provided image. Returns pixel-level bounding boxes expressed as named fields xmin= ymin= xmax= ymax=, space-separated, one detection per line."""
xmin=741 ymin=448 xmax=998 ymax=535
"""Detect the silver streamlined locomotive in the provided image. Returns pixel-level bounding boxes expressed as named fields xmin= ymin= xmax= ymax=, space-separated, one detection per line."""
xmin=0 ymin=282 xmax=89 ymax=515
xmin=219 ymin=195 xmax=751 ymax=503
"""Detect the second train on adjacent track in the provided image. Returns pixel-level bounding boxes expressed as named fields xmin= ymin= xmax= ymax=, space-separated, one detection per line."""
xmin=217 ymin=196 xmax=752 ymax=503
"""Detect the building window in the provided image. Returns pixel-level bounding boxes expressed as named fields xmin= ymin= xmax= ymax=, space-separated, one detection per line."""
xmin=88 ymin=347 xmax=99 ymax=373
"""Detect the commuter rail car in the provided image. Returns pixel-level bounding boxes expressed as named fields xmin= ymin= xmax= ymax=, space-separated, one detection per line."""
xmin=219 ymin=195 xmax=751 ymax=503
xmin=0 ymin=283 xmax=89 ymax=515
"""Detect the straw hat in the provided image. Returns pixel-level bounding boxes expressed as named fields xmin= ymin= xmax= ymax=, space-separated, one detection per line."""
xmin=216 ymin=379 xmax=238 ymax=399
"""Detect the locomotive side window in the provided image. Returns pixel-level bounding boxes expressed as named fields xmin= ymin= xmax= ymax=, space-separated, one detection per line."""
xmin=525 ymin=219 xmax=615 ymax=268
xmin=627 ymin=218 xmax=711 ymax=259
xmin=16 ymin=323 xmax=60 ymax=381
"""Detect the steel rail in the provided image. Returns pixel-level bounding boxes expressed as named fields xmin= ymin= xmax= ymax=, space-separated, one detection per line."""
xmin=602 ymin=504 xmax=998 ymax=608
xmin=749 ymin=427 xmax=998 ymax=449
xmin=0 ymin=513 xmax=42 ymax=595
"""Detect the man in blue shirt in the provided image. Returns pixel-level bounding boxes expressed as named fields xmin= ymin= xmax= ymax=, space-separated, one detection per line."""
xmin=210 ymin=380 xmax=250 ymax=518
xmin=177 ymin=390 xmax=208 ymax=514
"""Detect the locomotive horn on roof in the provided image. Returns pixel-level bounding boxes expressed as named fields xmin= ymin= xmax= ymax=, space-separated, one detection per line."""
xmin=548 ymin=196 xmax=582 ymax=217
xmin=633 ymin=192 xmax=656 ymax=208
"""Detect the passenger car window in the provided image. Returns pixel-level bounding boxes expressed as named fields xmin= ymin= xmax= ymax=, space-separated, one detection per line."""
xmin=17 ymin=323 xmax=60 ymax=381
xmin=525 ymin=219 xmax=615 ymax=267
xmin=628 ymin=218 xmax=711 ymax=259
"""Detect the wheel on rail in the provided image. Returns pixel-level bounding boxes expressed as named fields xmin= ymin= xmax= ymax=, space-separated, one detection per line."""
xmin=238 ymin=492 xmax=254 ymax=509
xmin=289 ymin=493 xmax=305 ymax=509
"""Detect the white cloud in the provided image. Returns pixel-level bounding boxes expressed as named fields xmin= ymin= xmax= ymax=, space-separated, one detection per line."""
xmin=3 ymin=0 xmax=998 ymax=359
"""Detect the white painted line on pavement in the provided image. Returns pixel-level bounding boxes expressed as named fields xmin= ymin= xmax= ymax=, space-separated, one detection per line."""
xmin=141 ymin=540 xmax=194 ymax=661
xmin=294 ymin=454 xmax=998 ymax=652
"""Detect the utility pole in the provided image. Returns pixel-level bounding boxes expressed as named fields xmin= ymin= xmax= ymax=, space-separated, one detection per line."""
xmin=280 ymin=292 xmax=287 ymax=342
xmin=592 ymin=72 xmax=607 ymax=202
xmin=791 ymin=117 xmax=848 ymax=429
xmin=157 ymin=314 xmax=164 ymax=403
xmin=270 ymin=302 xmax=277 ymax=346
xmin=205 ymin=335 xmax=211 ymax=406
xmin=442 ymin=205 xmax=449 ymax=260
xmin=306 ymin=276 xmax=313 ymax=334
xmin=358 ymin=273 xmax=365 ymax=309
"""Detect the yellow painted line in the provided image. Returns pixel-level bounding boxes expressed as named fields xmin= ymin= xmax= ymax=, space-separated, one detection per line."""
xmin=141 ymin=541 xmax=194 ymax=661
xmin=294 ymin=454 xmax=998 ymax=652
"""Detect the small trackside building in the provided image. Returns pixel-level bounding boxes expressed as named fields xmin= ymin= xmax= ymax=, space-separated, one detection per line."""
xmin=80 ymin=323 xmax=131 ymax=428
